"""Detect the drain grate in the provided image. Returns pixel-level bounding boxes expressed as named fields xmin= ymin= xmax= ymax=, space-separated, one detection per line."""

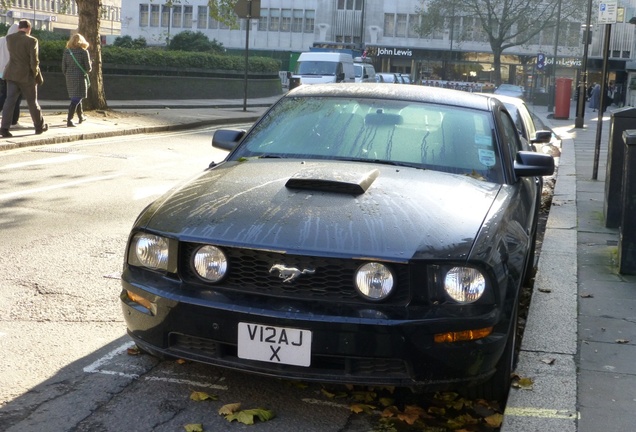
xmin=31 ymin=147 xmax=77 ymax=153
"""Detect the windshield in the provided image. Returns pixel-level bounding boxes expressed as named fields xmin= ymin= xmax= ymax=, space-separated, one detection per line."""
xmin=230 ymin=96 xmax=503 ymax=183
xmin=296 ymin=61 xmax=338 ymax=76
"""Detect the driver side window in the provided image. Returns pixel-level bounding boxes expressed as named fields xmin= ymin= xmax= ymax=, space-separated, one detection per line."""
xmin=499 ymin=111 xmax=523 ymax=163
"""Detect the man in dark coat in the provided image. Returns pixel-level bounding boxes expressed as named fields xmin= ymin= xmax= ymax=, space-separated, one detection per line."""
xmin=0 ymin=19 xmax=47 ymax=137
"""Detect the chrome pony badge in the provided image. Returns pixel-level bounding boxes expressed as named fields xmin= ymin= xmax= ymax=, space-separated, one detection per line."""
xmin=269 ymin=264 xmax=315 ymax=283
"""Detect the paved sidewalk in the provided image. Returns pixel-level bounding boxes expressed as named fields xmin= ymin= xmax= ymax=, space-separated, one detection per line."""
xmin=503 ymin=102 xmax=636 ymax=431
xmin=0 ymin=97 xmax=280 ymax=152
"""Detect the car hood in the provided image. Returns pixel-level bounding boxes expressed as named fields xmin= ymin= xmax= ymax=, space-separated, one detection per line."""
xmin=140 ymin=160 xmax=502 ymax=261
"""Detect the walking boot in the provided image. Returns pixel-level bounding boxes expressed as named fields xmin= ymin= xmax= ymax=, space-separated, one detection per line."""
xmin=76 ymin=102 xmax=87 ymax=124
xmin=67 ymin=103 xmax=76 ymax=127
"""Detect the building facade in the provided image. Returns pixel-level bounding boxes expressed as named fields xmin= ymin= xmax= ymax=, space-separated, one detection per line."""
xmin=0 ymin=0 xmax=122 ymax=37
xmin=122 ymin=0 xmax=636 ymax=96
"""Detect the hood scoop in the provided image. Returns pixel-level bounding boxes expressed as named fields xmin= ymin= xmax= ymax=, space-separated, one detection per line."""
xmin=285 ymin=167 xmax=380 ymax=195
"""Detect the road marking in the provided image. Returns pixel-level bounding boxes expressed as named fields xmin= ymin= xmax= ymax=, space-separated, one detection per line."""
xmin=83 ymin=341 xmax=228 ymax=390
xmin=0 ymin=174 xmax=120 ymax=201
xmin=0 ymin=154 xmax=88 ymax=170
xmin=302 ymin=398 xmax=349 ymax=409
xmin=504 ymin=407 xmax=580 ymax=419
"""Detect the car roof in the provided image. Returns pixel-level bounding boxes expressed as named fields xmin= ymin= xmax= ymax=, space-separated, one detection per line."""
xmin=287 ymin=83 xmax=495 ymax=111
xmin=487 ymin=93 xmax=528 ymax=107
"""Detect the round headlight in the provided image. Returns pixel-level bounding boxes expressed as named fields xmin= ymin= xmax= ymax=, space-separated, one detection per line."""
xmin=134 ymin=234 xmax=169 ymax=270
xmin=193 ymin=245 xmax=228 ymax=282
xmin=355 ymin=262 xmax=395 ymax=301
xmin=444 ymin=267 xmax=486 ymax=303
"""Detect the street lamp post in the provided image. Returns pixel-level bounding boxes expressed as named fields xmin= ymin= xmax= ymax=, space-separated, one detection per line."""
xmin=547 ymin=0 xmax=563 ymax=112
xmin=165 ymin=2 xmax=172 ymax=48
xmin=575 ymin=0 xmax=594 ymax=128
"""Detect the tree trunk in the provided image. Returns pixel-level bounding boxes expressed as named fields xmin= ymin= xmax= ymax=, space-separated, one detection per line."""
xmin=492 ymin=48 xmax=503 ymax=86
xmin=76 ymin=0 xmax=108 ymax=110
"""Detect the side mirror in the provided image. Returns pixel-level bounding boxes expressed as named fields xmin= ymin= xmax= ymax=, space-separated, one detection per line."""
xmin=212 ymin=129 xmax=246 ymax=151
xmin=531 ymin=130 xmax=553 ymax=144
xmin=514 ymin=151 xmax=555 ymax=177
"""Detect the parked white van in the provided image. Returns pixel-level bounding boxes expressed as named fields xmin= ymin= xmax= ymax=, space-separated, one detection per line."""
xmin=354 ymin=62 xmax=376 ymax=83
xmin=292 ymin=52 xmax=355 ymax=86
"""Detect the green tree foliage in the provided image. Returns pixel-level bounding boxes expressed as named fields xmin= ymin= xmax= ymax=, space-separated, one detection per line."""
xmin=113 ymin=35 xmax=148 ymax=49
xmin=168 ymin=31 xmax=225 ymax=53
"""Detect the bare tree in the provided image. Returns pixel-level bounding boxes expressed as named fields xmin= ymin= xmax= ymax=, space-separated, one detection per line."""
xmin=416 ymin=0 xmax=587 ymax=85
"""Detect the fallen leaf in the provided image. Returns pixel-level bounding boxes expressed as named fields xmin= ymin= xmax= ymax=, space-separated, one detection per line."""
xmin=127 ymin=346 xmax=141 ymax=356
xmin=616 ymin=339 xmax=630 ymax=344
xmin=321 ymin=388 xmax=348 ymax=399
xmin=427 ymin=406 xmax=446 ymax=416
xmin=218 ymin=403 xmax=241 ymax=415
xmin=512 ymin=376 xmax=534 ymax=390
xmin=222 ymin=407 xmax=275 ymax=425
xmin=484 ymin=413 xmax=504 ymax=428
xmin=538 ymin=287 xmax=552 ymax=293
xmin=350 ymin=403 xmax=375 ymax=414
xmin=183 ymin=424 xmax=203 ymax=432
xmin=580 ymin=293 xmax=594 ymax=298
xmin=397 ymin=411 xmax=420 ymax=425
xmin=352 ymin=390 xmax=377 ymax=403
xmin=381 ymin=406 xmax=400 ymax=418
xmin=190 ymin=391 xmax=218 ymax=401
xmin=176 ymin=358 xmax=187 ymax=365
xmin=540 ymin=357 xmax=556 ymax=365
xmin=403 ymin=405 xmax=427 ymax=418
xmin=378 ymin=397 xmax=394 ymax=407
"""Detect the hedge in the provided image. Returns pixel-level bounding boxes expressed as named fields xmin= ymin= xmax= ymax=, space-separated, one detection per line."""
xmin=39 ymin=40 xmax=281 ymax=74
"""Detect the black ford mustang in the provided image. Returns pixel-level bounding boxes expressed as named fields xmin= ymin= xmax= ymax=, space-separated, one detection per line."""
xmin=120 ymin=84 xmax=554 ymax=401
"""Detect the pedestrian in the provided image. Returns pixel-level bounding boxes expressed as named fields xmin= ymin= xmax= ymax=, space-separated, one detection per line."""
xmin=588 ymin=83 xmax=601 ymax=112
xmin=0 ymin=19 xmax=47 ymax=138
xmin=0 ymin=23 xmax=22 ymax=127
xmin=61 ymin=33 xmax=91 ymax=127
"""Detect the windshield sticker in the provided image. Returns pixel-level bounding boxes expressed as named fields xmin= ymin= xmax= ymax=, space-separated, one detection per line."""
xmin=478 ymin=149 xmax=496 ymax=167
xmin=475 ymin=134 xmax=492 ymax=146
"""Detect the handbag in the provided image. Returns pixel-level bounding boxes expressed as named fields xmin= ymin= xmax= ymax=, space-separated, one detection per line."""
xmin=67 ymin=48 xmax=90 ymax=89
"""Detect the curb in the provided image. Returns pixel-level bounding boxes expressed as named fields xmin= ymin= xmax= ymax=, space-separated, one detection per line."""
xmin=502 ymin=128 xmax=579 ymax=430
xmin=0 ymin=114 xmax=264 ymax=152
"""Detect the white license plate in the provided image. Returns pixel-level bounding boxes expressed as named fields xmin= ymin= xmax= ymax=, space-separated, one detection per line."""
xmin=237 ymin=322 xmax=312 ymax=367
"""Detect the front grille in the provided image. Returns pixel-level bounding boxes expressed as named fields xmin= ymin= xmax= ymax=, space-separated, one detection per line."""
xmin=179 ymin=243 xmax=411 ymax=305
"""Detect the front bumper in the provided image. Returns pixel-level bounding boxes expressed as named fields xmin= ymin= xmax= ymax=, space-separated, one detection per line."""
xmin=121 ymin=273 xmax=509 ymax=390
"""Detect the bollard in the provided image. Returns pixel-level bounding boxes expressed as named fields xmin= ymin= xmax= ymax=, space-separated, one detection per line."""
xmin=618 ymin=130 xmax=636 ymax=274
xmin=604 ymin=107 xmax=636 ymax=228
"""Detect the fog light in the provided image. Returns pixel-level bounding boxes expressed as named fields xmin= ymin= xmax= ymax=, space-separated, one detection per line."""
xmin=126 ymin=290 xmax=153 ymax=310
xmin=434 ymin=327 xmax=493 ymax=343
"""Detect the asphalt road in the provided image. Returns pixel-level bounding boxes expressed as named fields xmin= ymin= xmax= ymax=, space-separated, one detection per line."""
xmin=0 ymin=126 xmax=383 ymax=432
xmin=0 ymin=125 xmax=509 ymax=432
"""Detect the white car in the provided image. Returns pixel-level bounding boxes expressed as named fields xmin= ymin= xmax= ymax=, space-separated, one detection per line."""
xmin=488 ymin=93 xmax=553 ymax=151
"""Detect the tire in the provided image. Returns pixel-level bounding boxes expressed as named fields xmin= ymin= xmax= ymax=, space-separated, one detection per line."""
xmin=462 ymin=302 xmax=519 ymax=403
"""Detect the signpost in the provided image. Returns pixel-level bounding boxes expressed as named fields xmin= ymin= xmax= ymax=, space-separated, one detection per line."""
xmin=234 ymin=0 xmax=261 ymax=112
xmin=593 ymin=1 xmax=617 ymax=179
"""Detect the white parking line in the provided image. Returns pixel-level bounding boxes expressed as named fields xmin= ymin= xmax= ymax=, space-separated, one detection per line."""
xmin=302 ymin=398 xmax=349 ymax=409
xmin=83 ymin=341 xmax=228 ymax=390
